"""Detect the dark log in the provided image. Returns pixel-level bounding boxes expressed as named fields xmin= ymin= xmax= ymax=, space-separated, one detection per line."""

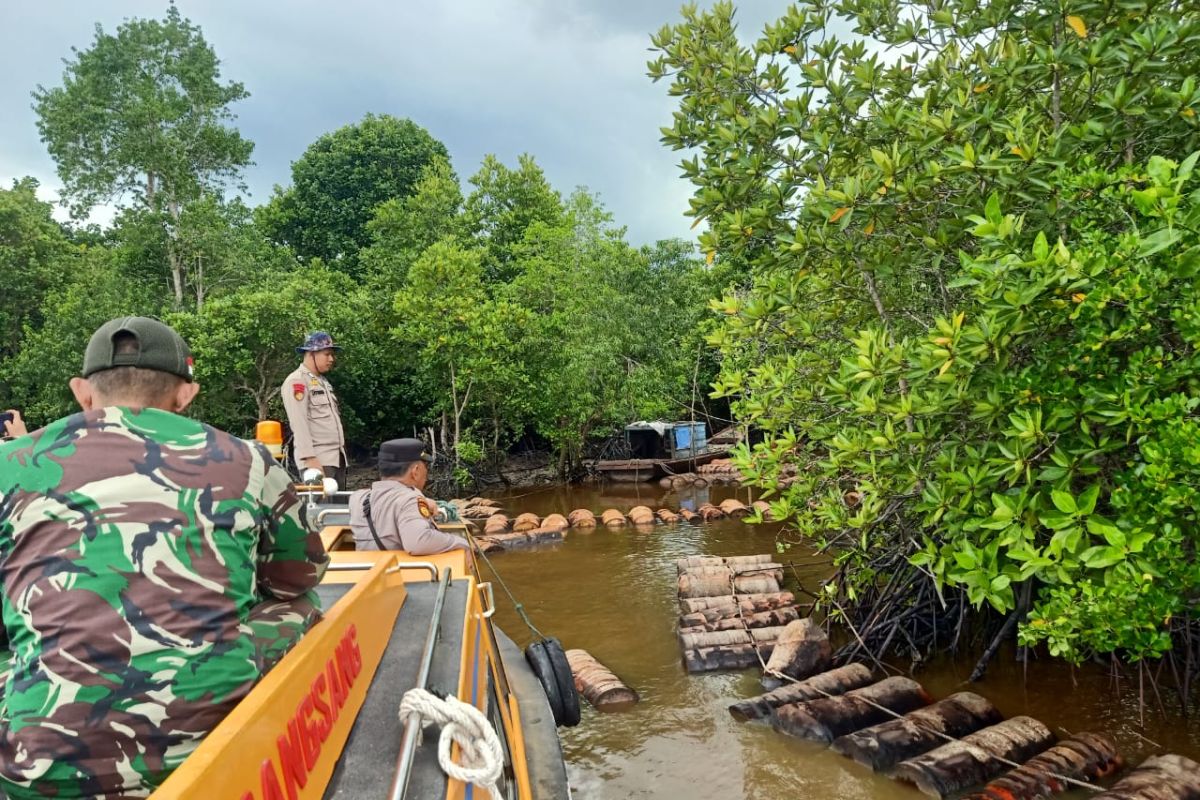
xmin=831 ymin=692 xmax=1002 ymax=772
xmin=600 ymin=508 xmax=627 ymax=527
xmin=683 ymin=641 xmax=777 ymax=672
xmin=1090 ymin=754 xmax=1200 ymax=800
xmin=678 ymin=592 xmax=796 ymax=615
xmin=677 ymin=572 xmax=732 ymax=599
xmin=733 ymin=573 xmax=780 ymax=595
xmin=763 ymin=618 xmax=830 ymax=684
xmin=774 ymin=676 xmax=932 ymax=743
xmin=678 ymin=606 xmax=799 ymax=633
xmin=567 ymin=508 xmax=597 ymax=527
xmin=728 ymin=663 xmax=874 ymax=721
xmin=540 ymin=513 xmax=569 ymax=532
xmin=483 ymin=514 xmax=509 ymax=535
xmin=678 ymin=508 xmax=700 ymax=524
xmin=678 ymin=626 xmax=785 ymax=651
xmin=512 ymin=512 xmax=541 ymax=532
xmin=893 ymin=716 xmax=1055 ymax=798
xmin=565 ymin=649 xmax=639 ymax=711
xmin=524 ymin=527 xmax=566 ymax=544
xmin=962 ymin=732 xmax=1122 ymax=800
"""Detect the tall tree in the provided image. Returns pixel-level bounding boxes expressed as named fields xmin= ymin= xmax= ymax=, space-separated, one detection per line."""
xmin=33 ymin=3 xmax=252 ymax=307
xmin=464 ymin=154 xmax=565 ymax=282
xmin=260 ymin=114 xmax=450 ymax=270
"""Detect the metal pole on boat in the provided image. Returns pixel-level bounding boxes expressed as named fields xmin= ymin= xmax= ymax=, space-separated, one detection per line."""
xmin=388 ymin=566 xmax=453 ymax=800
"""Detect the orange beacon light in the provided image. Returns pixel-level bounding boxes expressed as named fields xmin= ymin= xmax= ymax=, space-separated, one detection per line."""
xmin=255 ymin=420 xmax=284 ymax=460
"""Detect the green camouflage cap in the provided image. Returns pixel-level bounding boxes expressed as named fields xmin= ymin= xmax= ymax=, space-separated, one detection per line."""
xmin=82 ymin=316 xmax=195 ymax=381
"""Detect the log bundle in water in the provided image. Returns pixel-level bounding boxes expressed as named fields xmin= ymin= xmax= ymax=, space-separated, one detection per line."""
xmin=830 ymin=692 xmax=1002 ymax=772
xmin=728 ymin=663 xmax=875 ymax=721
xmin=1090 ymin=754 xmax=1200 ymax=800
xmin=476 ymin=529 xmax=564 ymax=550
xmin=565 ymin=649 xmax=639 ymax=711
xmin=774 ymin=676 xmax=932 ymax=743
xmin=678 ymin=606 xmax=799 ymax=634
xmin=679 ymin=592 xmax=796 ymax=616
xmin=892 ymin=716 xmax=1055 ymax=798
xmin=683 ymin=642 xmax=777 ymax=672
xmin=962 ymin=732 xmax=1122 ymax=800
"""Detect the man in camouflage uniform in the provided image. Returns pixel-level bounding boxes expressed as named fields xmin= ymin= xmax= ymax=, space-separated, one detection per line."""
xmin=0 ymin=316 xmax=329 ymax=799
xmin=280 ymin=331 xmax=347 ymax=488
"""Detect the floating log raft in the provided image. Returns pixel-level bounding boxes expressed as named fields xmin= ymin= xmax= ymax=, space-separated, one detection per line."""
xmin=540 ymin=513 xmax=568 ymax=532
xmin=962 ymin=732 xmax=1122 ymax=800
xmin=774 ymin=676 xmax=932 ymax=743
xmin=831 ymin=692 xmax=1002 ymax=772
xmin=678 ymin=591 xmax=797 ymax=616
xmin=512 ymin=512 xmax=541 ymax=532
xmin=683 ymin=642 xmax=776 ymax=672
xmin=678 ymin=626 xmax=786 ymax=652
xmin=678 ymin=607 xmax=799 ymax=634
xmin=565 ymin=649 xmax=639 ymax=711
xmin=483 ymin=514 xmax=509 ymax=535
xmin=567 ymin=508 xmax=596 ymax=527
xmin=675 ymin=554 xmax=774 ymax=572
xmin=1090 ymin=754 xmax=1200 ymax=800
xmin=601 ymin=508 xmax=627 ymax=527
xmin=476 ymin=529 xmax=564 ymax=550
xmin=892 ymin=716 xmax=1055 ymax=798
xmin=728 ymin=663 xmax=875 ymax=722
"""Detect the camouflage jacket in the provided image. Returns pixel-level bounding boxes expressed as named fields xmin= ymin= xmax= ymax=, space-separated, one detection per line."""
xmin=0 ymin=406 xmax=329 ymax=798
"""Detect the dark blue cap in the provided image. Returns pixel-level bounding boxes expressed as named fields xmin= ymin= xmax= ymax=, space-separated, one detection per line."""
xmin=296 ymin=331 xmax=342 ymax=353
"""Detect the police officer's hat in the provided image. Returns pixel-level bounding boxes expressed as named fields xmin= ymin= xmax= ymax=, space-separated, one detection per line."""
xmin=296 ymin=331 xmax=342 ymax=353
xmin=378 ymin=438 xmax=434 ymax=473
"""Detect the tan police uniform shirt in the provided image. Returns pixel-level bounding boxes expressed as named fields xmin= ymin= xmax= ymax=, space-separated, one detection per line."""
xmin=280 ymin=365 xmax=346 ymax=471
xmin=348 ymin=480 xmax=469 ymax=555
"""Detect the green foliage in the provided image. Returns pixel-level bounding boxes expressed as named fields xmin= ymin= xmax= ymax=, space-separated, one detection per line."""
xmin=260 ymin=114 xmax=450 ymax=269
xmin=33 ymin=3 xmax=251 ymax=218
xmin=464 ymin=154 xmax=565 ymax=282
xmin=652 ymin=1 xmax=1200 ymax=663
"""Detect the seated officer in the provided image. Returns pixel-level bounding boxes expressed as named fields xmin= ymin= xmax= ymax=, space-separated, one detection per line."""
xmin=0 ymin=316 xmax=329 ymax=799
xmin=349 ymin=438 xmax=471 ymax=555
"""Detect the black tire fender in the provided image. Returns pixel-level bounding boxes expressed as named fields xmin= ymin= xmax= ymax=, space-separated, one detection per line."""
xmin=525 ymin=639 xmax=567 ymax=726
xmin=542 ymin=637 xmax=581 ymax=727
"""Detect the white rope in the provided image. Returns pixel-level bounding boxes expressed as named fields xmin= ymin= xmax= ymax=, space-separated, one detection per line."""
xmin=399 ymin=687 xmax=504 ymax=798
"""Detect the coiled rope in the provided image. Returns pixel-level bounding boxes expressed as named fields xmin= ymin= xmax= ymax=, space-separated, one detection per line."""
xmin=399 ymin=687 xmax=504 ymax=797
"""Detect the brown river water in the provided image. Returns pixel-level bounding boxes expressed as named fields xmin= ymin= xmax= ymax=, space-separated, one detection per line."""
xmin=479 ymin=482 xmax=1200 ymax=799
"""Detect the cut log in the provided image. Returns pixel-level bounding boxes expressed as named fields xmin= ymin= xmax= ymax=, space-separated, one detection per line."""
xmin=698 ymin=503 xmax=725 ymax=521
xmin=1089 ymin=754 xmax=1200 ymax=800
xmin=524 ymin=527 xmax=566 ymax=544
xmin=728 ymin=663 xmax=874 ymax=721
xmin=751 ymin=500 xmax=774 ymax=520
xmin=692 ymin=477 xmax=710 ymax=487
xmin=483 ymin=514 xmax=510 ymax=535
xmin=567 ymin=508 xmax=597 ymax=527
xmin=831 ymin=692 xmax=1002 ymax=772
xmin=670 ymin=475 xmax=692 ymax=488
xmin=722 ymin=554 xmax=775 ymax=567
xmin=601 ymin=508 xmax=627 ymax=527
xmin=474 ymin=538 xmax=505 ymax=554
xmin=893 ymin=716 xmax=1056 ymax=798
xmin=677 ymin=572 xmax=733 ymax=598
xmin=678 ymin=626 xmax=785 ymax=651
xmin=628 ymin=505 xmax=655 ymax=524
xmin=718 ymin=498 xmax=750 ymax=517
xmin=762 ymin=619 xmax=831 ymax=684
xmin=680 ymin=566 xmax=734 ymax=579
xmin=469 ymin=497 xmax=500 ymax=508
xmin=540 ymin=513 xmax=569 ymax=532
xmin=733 ymin=573 xmax=780 ymax=595
xmin=963 ymin=732 xmax=1122 ymax=800
xmin=676 ymin=555 xmax=726 ymax=572
xmin=565 ymin=649 xmax=639 ymax=711
xmin=683 ymin=642 xmax=777 ymax=672
xmin=463 ymin=504 xmax=500 ymax=519
xmin=678 ymin=592 xmax=796 ymax=615
xmin=678 ymin=508 xmax=699 ymax=524
xmin=774 ymin=676 xmax=932 ymax=743
xmin=656 ymin=508 xmax=681 ymax=524
xmin=512 ymin=512 xmax=541 ymax=532
xmin=678 ymin=606 xmax=799 ymax=633
xmin=658 ymin=477 xmax=674 ymax=488
xmin=730 ymin=563 xmax=784 ymax=582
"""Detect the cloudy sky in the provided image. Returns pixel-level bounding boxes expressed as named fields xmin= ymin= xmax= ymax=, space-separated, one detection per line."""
xmin=0 ymin=1 xmax=780 ymax=245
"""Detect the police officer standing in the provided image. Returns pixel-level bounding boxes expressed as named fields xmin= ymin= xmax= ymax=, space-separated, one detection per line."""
xmin=280 ymin=331 xmax=347 ymax=489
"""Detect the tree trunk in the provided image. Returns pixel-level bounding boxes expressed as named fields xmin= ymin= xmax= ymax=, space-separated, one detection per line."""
xmin=728 ymin=663 xmax=874 ymax=722
xmin=892 ymin=716 xmax=1055 ymax=798
xmin=830 ymin=692 xmax=1002 ymax=772
xmin=774 ymin=676 xmax=932 ymax=743
xmin=167 ymin=197 xmax=184 ymax=308
xmin=565 ymin=649 xmax=639 ymax=710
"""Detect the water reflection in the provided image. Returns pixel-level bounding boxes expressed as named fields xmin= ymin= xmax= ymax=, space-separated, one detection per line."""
xmin=480 ymin=483 xmax=1200 ymax=799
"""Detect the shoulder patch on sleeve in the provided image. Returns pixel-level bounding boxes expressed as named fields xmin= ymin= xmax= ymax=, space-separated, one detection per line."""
xmin=418 ymin=502 xmax=432 ymax=519
xmin=293 ymin=382 xmax=305 ymax=401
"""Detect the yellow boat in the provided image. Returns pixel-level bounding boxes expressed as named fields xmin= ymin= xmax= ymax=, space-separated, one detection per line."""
xmin=154 ymin=504 xmax=572 ymax=800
